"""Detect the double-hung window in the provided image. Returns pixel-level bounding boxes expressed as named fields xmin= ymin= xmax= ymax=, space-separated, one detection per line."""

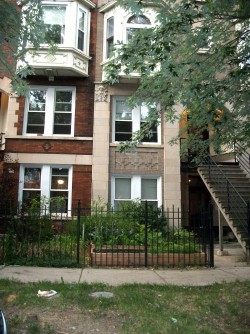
xmin=106 ymin=16 xmax=114 ymax=59
xmin=43 ymin=5 xmax=66 ymax=44
xmin=19 ymin=165 xmax=72 ymax=212
xmin=112 ymin=176 xmax=161 ymax=210
xmin=24 ymin=87 xmax=75 ymax=136
xmin=112 ymin=97 xmax=160 ymax=144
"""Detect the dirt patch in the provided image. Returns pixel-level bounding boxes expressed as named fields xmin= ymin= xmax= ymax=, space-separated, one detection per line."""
xmin=5 ymin=306 xmax=124 ymax=334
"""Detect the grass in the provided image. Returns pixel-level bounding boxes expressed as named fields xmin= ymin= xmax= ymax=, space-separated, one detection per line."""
xmin=0 ymin=279 xmax=250 ymax=333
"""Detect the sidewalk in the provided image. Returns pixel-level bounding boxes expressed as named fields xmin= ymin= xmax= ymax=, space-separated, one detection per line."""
xmin=0 ymin=244 xmax=249 ymax=286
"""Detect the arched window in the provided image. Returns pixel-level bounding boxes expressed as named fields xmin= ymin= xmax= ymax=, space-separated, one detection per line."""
xmin=126 ymin=14 xmax=151 ymax=42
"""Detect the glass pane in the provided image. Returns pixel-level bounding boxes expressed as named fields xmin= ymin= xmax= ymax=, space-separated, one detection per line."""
xmin=127 ymin=28 xmax=138 ymax=41
xmin=141 ymin=179 xmax=157 ymax=199
xmin=27 ymin=125 xmax=45 ymax=134
xmin=29 ymin=90 xmax=46 ymax=111
xmin=116 ymin=101 xmax=132 ymax=120
xmin=141 ymin=105 xmax=149 ymax=121
xmin=106 ymin=38 xmax=114 ymax=58
xmin=142 ymin=132 xmax=158 ymax=143
xmin=43 ymin=6 xmax=66 ymax=25
xmin=51 ymin=176 xmax=68 ymax=189
xmin=51 ymin=168 xmax=68 ymax=190
xmin=27 ymin=112 xmax=45 ymax=125
xmin=55 ymin=103 xmax=72 ymax=112
xmin=50 ymin=191 xmax=68 ymax=212
xmin=24 ymin=168 xmax=41 ymax=189
xmin=127 ymin=15 xmax=151 ymax=24
xmin=115 ymin=121 xmax=132 ymax=141
xmin=54 ymin=114 xmax=71 ymax=124
xmin=115 ymin=178 xmax=131 ymax=199
xmin=44 ymin=24 xmax=64 ymax=44
xmin=115 ymin=121 xmax=132 ymax=132
xmin=53 ymin=125 xmax=71 ymax=135
xmin=141 ymin=122 xmax=158 ymax=142
xmin=78 ymin=30 xmax=84 ymax=50
xmin=78 ymin=10 xmax=85 ymax=31
xmin=107 ymin=17 xmax=114 ymax=38
xmin=43 ymin=6 xmax=66 ymax=44
xmin=23 ymin=190 xmax=41 ymax=202
xmin=56 ymin=91 xmax=72 ymax=103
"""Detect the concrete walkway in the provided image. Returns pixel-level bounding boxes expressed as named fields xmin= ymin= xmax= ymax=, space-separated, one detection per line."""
xmin=0 ymin=244 xmax=249 ymax=286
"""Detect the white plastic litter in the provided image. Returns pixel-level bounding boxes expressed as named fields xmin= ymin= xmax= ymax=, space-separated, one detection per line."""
xmin=37 ymin=290 xmax=58 ymax=298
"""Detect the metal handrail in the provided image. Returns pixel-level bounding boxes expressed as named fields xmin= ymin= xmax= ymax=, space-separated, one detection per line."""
xmin=201 ymin=155 xmax=248 ymax=235
xmin=234 ymin=143 xmax=250 ymax=176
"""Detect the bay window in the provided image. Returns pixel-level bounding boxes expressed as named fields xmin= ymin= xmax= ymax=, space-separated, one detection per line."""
xmin=39 ymin=1 xmax=93 ymax=54
xmin=24 ymin=86 xmax=75 ymax=136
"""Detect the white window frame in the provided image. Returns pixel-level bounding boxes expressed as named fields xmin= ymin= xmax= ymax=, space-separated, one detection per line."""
xmin=19 ymin=165 xmax=73 ymax=212
xmin=112 ymin=96 xmax=161 ymax=144
xmin=111 ymin=175 xmax=162 ymax=209
xmin=76 ymin=5 xmax=88 ymax=53
xmin=23 ymin=86 xmax=76 ymax=137
xmin=42 ymin=2 xmax=70 ymax=46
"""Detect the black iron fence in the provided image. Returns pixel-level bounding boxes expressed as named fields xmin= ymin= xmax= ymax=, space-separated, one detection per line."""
xmin=0 ymin=202 xmax=214 ymax=268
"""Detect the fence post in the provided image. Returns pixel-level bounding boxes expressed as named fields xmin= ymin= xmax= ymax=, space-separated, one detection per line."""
xmin=247 ymin=202 xmax=250 ymax=262
xmin=209 ymin=202 xmax=214 ymax=267
xmin=144 ymin=201 xmax=148 ymax=267
xmin=77 ymin=200 xmax=81 ymax=265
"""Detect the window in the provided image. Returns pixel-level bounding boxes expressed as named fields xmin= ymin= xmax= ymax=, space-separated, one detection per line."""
xmin=43 ymin=5 xmax=66 ymax=44
xmin=50 ymin=168 xmax=69 ymax=212
xmin=24 ymin=87 xmax=75 ymax=136
xmin=112 ymin=97 xmax=160 ymax=144
xmin=77 ymin=8 xmax=86 ymax=52
xmin=126 ymin=14 xmax=151 ymax=42
xmin=40 ymin=2 xmax=92 ymax=55
xmin=112 ymin=176 xmax=161 ymax=209
xmin=106 ymin=16 xmax=114 ymax=58
xmin=19 ymin=165 xmax=72 ymax=212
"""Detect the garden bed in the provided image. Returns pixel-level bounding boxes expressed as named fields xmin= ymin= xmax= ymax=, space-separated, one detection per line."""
xmin=90 ymin=244 xmax=207 ymax=267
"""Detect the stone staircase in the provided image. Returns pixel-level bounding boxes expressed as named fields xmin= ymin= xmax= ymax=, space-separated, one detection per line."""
xmin=198 ymin=162 xmax=250 ymax=254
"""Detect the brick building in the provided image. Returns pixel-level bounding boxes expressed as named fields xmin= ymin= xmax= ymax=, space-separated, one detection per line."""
xmin=0 ymin=0 xmax=185 ymax=212
xmin=0 ymin=0 xmax=97 ymax=210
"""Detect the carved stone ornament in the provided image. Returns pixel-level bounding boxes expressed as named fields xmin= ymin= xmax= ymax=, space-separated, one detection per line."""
xmin=95 ymin=85 xmax=108 ymax=102
xmin=42 ymin=141 xmax=52 ymax=152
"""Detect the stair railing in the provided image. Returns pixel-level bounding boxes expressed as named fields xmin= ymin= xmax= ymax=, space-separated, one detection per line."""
xmin=234 ymin=143 xmax=250 ymax=177
xmin=201 ymin=155 xmax=249 ymax=238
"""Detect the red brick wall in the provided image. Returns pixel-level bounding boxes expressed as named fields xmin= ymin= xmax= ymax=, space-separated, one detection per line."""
xmin=72 ymin=165 xmax=92 ymax=208
xmin=0 ymin=161 xmax=20 ymax=207
xmin=5 ymin=139 xmax=92 ymax=155
xmin=16 ymin=77 xmax=94 ymax=138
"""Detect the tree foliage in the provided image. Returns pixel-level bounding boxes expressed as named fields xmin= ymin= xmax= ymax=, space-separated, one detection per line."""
xmin=105 ymin=0 xmax=250 ymax=161
xmin=0 ymin=0 xmax=45 ymax=95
